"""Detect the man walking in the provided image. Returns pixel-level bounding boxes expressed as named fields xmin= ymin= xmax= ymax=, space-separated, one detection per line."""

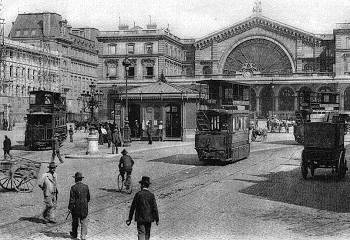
xmin=126 ymin=176 xmax=159 ymax=240
xmin=112 ymin=127 xmax=122 ymax=154
xmin=52 ymin=133 xmax=64 ymax=163
xmin=38 ymin=162 xmax=58 ymax=223
xmin=69 ymin=126 xmax=74 ymax=143
xmin=146 ymin=121 xmax=153 ymax=145
xmin=3 ymin=135 xmax=12 ymax=160
xmin=68 ymin=172 xmax=90 ymax=240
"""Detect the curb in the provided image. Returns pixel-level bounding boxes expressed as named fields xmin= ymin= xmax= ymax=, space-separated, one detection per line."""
xmin=65 ymin=142 xmax=193 ymax=159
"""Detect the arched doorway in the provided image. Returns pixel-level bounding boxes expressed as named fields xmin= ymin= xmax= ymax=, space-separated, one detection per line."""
xmin=344 ymin=87 xmax=350 ymax=111
xmin=298 ymin=86 xmax=312 ymax=107
xmin=260 ymin=86 xmax=274 ymax=118
xmin=279 ymin=87 xmax=295 ymax=111
xmin=165 ymin=104 xmax=181 ymax=138
xmin=250 ymin=89 xmax=256 ymax=112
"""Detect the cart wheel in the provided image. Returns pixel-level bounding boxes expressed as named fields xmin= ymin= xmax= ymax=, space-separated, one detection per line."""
xmin=301 ymin=152 xmax=308 ymax=179
xmin=117 ymin=174 xmax=124 ymax=192
xmin=14 ymin=168 xmax=36 ymax=193
xmin=0 ymin=173 xmax=16 ymax=191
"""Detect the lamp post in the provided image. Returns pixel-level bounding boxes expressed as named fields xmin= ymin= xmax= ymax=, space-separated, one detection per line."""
xmin=122 ymin=57 xmax=131 ymax=146
xmin=80 ymin=81 xmax=103 ymax=126
xmin=112 ymin=84 xmax=118 ymax=125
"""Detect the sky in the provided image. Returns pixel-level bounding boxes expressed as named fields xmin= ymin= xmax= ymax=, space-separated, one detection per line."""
xmin=2 ymin=0 xmax=350 ymax=39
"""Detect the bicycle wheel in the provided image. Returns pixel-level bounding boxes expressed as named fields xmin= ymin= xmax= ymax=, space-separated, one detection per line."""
xmin=117 ymin=174 xmax=124 ymax=192
xmin=125 ymin=176 xmax=132 ymax=194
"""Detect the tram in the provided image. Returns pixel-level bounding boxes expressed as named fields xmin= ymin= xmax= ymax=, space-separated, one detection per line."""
xmin=195 ymin=80 xmax=250 ymax=163
xmin=24 ymin=90 xmax=67 ymax=150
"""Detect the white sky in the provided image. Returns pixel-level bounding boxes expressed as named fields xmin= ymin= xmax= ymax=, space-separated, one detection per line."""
xmin=2 ymin=0 xmax=350 ymax=39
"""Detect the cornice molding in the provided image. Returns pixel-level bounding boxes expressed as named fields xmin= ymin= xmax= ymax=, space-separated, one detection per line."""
xmin=195 ymin=16 xmax=324 ymax=50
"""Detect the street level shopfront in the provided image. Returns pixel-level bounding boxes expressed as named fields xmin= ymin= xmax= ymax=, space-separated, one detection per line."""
xmin=119 ymin=80 xmax=199 ymax=141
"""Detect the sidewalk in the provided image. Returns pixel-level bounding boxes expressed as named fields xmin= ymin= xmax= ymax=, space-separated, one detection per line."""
xmin=65 ymin=131 xmax=193 ymax=159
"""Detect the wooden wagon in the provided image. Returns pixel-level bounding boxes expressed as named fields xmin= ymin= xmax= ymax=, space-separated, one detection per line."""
xmin=301 ymin=122 xmax=347 ymax=180
xmin=0 ymin=157 xmax=41 ymax=192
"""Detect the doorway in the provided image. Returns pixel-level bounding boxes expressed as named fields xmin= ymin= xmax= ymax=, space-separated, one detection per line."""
xmin=165 ymin=104 xmax=181 ymax=138
xmin=129 ymin=104 xmax=140 ymax=138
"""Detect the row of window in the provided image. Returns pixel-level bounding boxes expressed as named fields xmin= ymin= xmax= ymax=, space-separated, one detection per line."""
xmin=4 ymin=64 xmax=59 ymax=81
xmin=106 ymin=64 xmax=154 ymax=78
xmin=71 ymin=61 xmax=96 ymax=76
xmin=164 ymin=44 xmax=185 ymax=61
xmin=71 ymin=48 xmax=97 ymax=62
xmin=6 ymin=49 xmax=60 ymax=67
xmin=106 ymin=42 xmax=154 ymax=55
xmin=14 ymin=29 xmax=37 ymax=37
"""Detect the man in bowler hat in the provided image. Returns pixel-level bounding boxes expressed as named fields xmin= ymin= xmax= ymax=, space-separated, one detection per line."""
xmin=126 ymin=176 xmax=159 ymax=240
xmin=68 ymin=172 xmax=90 ymax=240
xmin=38 ymin=162 xmax=58 ymax=223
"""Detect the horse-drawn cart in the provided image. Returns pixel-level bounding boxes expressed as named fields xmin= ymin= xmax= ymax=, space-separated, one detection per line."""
xmin=0 ymin=157 xmax=41 ymax=192
xmin=301 ymin=122 xmax=347 ymax=180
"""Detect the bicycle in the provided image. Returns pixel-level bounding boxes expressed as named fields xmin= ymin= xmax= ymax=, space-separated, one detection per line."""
xmin=117 ymin=172 xmax=132 ymax=194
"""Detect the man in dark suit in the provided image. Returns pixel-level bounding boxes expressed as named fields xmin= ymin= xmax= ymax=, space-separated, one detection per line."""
xmin=126 ymin=176 xmax=159 ymax=240
xmin=68 ymin=172 xmax=90 ymax=240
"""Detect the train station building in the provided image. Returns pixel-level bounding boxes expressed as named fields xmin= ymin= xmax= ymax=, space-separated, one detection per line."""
xmin=3 ymin=3 xmax=350 ymax=139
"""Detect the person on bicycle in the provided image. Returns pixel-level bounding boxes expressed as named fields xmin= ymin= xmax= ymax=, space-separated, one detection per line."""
xmin=118 ymin=149 xmax=134 ymax=182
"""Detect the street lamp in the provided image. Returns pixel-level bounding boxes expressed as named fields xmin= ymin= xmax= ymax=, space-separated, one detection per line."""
xmin=80 ymin=81 xmax=104 ymax=126
xmin=112 ymin=84 xmax=118 ymax=125
xmin=122 ymin=57 xmax=131 ymax=146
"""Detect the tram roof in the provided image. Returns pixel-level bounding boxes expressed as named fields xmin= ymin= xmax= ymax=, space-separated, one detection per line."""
xmin=196 ymin=79 xmax=250 ymax=87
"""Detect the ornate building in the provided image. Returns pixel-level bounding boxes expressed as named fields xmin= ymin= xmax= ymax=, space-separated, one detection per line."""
xmin=8 ymin=12 xmax=99 ymax=117
xmin=0 ymin=38 xmax=61 ymax=126
xmin=97 ymin=23 xmax=195 ymax=140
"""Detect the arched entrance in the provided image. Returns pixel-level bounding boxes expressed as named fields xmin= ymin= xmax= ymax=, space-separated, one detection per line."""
xmin=279 ymin=87 xmax=295 ymax=111
xmin=298 ymin=86 xmax=312 ymax=107
xmin=260 ymin=86 xmax=274 ymax=118
xmin=344 ymin=87 xmax=350 ymax=111
xmin=165 ymin=104 xmax=181 ymax=138
xmin=250 ymin=89 xmax=256 ymax=112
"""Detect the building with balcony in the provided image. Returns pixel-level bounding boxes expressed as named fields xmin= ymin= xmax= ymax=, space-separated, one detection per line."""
xmin=8 ymin=12 xmax=99 ymax=118
xmin=0 ymin=38 xmax=61 ymax=127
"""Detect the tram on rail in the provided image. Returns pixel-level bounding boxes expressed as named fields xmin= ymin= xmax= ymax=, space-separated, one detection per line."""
xmin=24 ymin=90 xmax=67 ymax=150
xmin=195 ymin=80 xmax=250 ymax=163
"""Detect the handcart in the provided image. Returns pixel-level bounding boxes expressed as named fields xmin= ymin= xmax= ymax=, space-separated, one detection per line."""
xmin=0 ymin=156 xmax=41 ymax=192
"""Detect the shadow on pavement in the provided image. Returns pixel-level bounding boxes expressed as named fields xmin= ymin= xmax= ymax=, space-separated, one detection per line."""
xmin=98 ymin=187 xmax=118 ymax=193
xmin=11 ymin=144 xmax=26 ymax=150
xmin=149 ymin=154 xmax=206 ymax=166
xmin=265 ymin=140 xmax=300 ymax=146
xmin=235 ymin=168 xmax=350 ymax=213
xmin=19 ymin=216 xmax=47 ymax=224
xmin=40 ymin=231 xmax=71 ymax=238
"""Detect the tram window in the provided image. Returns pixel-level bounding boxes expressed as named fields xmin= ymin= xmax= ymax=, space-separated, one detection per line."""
xmin=232 ymin=118 xmax=236 ymax=132
xmin=29 ymin=94 xmax=36 ymax=104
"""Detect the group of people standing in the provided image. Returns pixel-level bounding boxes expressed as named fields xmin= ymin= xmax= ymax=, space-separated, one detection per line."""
xmin=38 ymin=143 xmax=159 ymax=240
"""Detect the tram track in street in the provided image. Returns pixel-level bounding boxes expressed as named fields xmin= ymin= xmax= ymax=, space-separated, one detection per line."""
xmin=0 ymin=143 xmax=301 ymax=239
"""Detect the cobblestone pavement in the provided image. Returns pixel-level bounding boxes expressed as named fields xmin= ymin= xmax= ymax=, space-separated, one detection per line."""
xmin=1 ymin=130 xmax=350 ymax=239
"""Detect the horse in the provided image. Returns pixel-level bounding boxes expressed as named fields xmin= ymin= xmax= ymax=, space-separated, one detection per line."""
xmin=251 ymin=128 xmax=268 ymax=142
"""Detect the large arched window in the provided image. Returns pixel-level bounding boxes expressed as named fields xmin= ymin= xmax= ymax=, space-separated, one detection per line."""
xmin=279 ymin=87 xmax=295 ymax=111
xmin=344 ymin=87 xmax=350 ymax=111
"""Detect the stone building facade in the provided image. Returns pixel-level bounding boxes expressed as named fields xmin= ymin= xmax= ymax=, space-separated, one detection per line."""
xmin=192 ymin=11 xmax=350 ymax=118
xmin=0 ymin=38 xmax=61 ymax=126
xmin=8 ymin=12 xmax=99 ymax=117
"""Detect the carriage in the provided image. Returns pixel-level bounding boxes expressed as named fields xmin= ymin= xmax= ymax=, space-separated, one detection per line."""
xmin=195 ymin=80 xmax=250 ymax=163
xmin=0 ymin=156 xmax=41 ymax=192
xmin=24 ymin=90 xmax=67 ymax=150
xmin=301 ymin=121 xmax=347 ymax=180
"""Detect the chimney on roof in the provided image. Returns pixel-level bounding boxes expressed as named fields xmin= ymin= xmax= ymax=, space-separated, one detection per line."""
xmin=118 ymin=24 xmax=129 ymax=30
xmin=146 ymin=15 xmax=157 ymax=29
